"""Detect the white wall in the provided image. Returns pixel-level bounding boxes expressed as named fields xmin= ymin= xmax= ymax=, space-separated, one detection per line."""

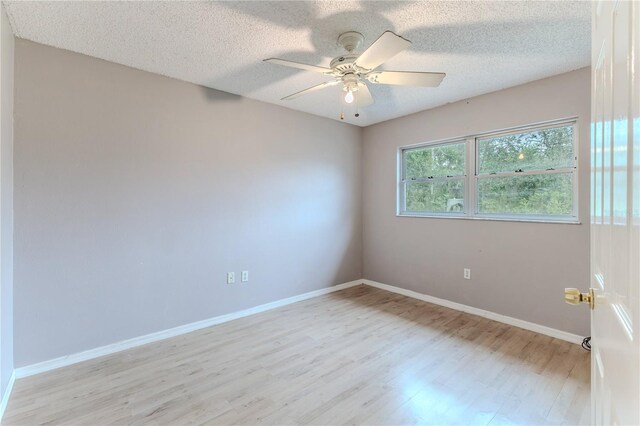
xmin=362 ymin=67 xmax=591 ymax=337
xmin=0 ymin=3 xmax=14 ymax=404
xmin=13 ymin=40 xmax=362 ymax=367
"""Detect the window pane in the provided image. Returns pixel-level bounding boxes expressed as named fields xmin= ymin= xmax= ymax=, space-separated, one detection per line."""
xmin=477 ymin=173 xmax=573 ymax=216
xmin=405 ymin=179 xmax=465 ymax=213
xmin=404 ymin=142 xmax=465 ymax=179
xmin=478 ymin=125 xmax=574 ymax=174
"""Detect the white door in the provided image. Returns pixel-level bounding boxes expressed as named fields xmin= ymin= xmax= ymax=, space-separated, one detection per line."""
xmin=591 ymin=1 xmax=640 ymax=425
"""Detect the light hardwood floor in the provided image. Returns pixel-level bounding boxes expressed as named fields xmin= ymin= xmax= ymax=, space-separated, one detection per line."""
xmin=3 ymin=285 xmax=590 ymax=425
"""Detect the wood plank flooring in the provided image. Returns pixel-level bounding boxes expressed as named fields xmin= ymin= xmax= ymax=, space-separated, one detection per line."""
xmin=3 ymin=285 xmax=591 ymax=425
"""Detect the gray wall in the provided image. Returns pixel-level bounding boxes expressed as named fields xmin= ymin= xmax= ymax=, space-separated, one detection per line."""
xmin=13 ymin=40 xmax=362 ymax=367
xmin=13 ymin=39 xmax=591 ymax=368
xmin=362 ymin=67 xmax=591 ymax=337
xmin=0 ymin=4 xmax=14 ymax=402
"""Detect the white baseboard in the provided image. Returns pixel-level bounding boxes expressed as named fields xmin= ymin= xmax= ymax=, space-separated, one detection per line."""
xmin=0 ymin=370 xmax=16 ymax=422
xmin=14 ymin=278 xmax=582 ymax=381
xmin=14 ymin=280 xmax=364 ymax=379
xmin=362 ymin=279 xmax=583 ymax=345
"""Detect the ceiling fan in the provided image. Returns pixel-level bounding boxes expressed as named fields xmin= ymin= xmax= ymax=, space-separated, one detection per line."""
xmin=264 ymin=30 xmax=446 ymax=113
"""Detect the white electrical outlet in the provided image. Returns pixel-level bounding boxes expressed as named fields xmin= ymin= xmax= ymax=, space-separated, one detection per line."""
xmin=464 ymin=268 xmax=471 ymax=280
xmin=241 ymin=270 xmax=249 ymax=282
xmin=227 ymin=272 xmax=235 ymax=284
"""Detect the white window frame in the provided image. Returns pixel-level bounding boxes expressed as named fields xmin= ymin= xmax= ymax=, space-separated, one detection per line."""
xmin=398 ymin=139 xmax=468 ymax=218
xmin=397 ymin=118 xmax=580 ymax=224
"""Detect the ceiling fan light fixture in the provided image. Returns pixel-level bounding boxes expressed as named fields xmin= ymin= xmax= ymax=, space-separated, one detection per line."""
xmin=344 ymin=89 xmax=354 ymax=104
xmin=343 ymin=75 xmax=359 ymax=104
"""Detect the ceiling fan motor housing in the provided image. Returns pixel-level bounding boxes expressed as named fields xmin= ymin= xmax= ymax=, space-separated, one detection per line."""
xmin=330 ymin=54 xmax=361 ymax=74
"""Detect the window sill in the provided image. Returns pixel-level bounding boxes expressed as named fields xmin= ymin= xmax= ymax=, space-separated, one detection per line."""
xmin=396 ymin=213 xmax=581 ymax=225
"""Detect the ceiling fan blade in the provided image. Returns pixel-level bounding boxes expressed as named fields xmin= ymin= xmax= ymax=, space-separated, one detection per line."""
xmin=281 ymin=80 xmax=340 ymax=101
xmin=367 ymin=71 xmax=446 ymax=87
xmin=356 ymin=83 xmax=374 ymax=107
xmin=264 ymin=58 xmax=333 ymax=74
xmin=354 ymin=31 xmax=411 ymax=71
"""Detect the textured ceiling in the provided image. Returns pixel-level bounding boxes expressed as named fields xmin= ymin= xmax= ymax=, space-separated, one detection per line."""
xmin=4 ymin=1 xmax=591 ymax=127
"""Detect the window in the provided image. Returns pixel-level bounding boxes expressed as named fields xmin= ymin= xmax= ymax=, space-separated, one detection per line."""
xmin=398 ymin=120 xmax=578 ymax=222
xmin=402 ymin=141 xmax=466 ymax=213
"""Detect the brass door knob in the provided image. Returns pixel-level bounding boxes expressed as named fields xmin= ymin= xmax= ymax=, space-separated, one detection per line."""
xmin=565 ymin=288 xmax=594 ymax=309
